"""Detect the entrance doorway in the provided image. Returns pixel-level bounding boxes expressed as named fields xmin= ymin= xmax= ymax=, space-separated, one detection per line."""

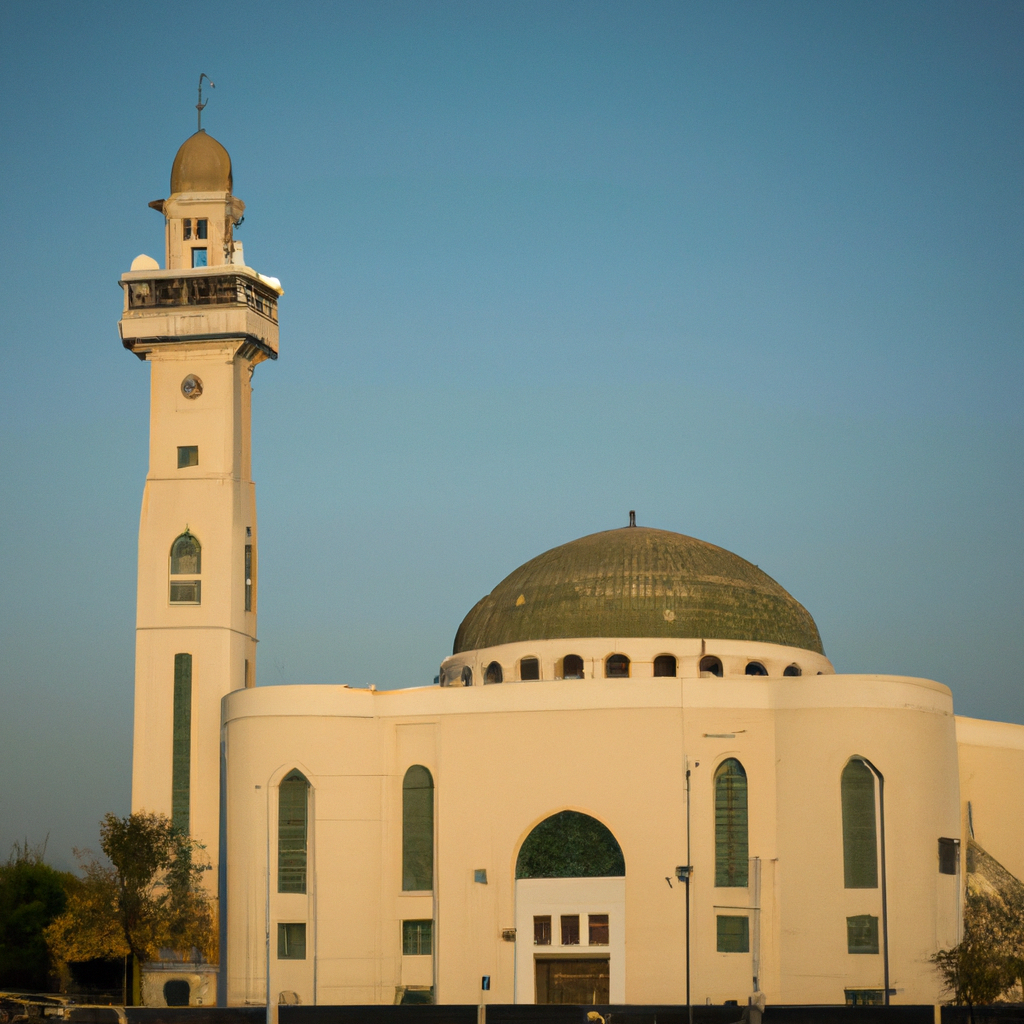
xmin=535 ymin=959 xmax=609 ymax=1004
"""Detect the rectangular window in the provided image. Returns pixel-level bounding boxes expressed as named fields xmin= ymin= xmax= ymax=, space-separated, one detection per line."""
xmin=196 ymin=219 xmax=208 ymax=240
xmin=245 ymin=544 xmax=253 ymax=612
xmin=520 ymin=657 xmax=540 ymax=680
xmin=278 ymin=774 xmax=308 ymax=893
xmin=560 ymin=915 xmax=580 ymax=946
xmin=847 ymin=915 xmax=880 ymax=954
xmin=177 ymin=445 xmax=198 ymax=468
xmin=533 ymin=916 xmax=551 ymax=946
xmin=244 ymin=659 xmax=252 ymax=689
xmin=588 ymin=914 xmax=609 ymax=945
xmin=716 ymin=915 xmax=750 ymax=953
xmin=183 ymin=219 xmax=192 ymax=240
xmin=845 ymin=990 xmax=884 ymax=1006
xmin=170 ymin=580 xmax=201 ymax=603
xmin=402 ymin=920 xmax=433 ymax=956
xmin=939 ymin=837 xmax=959 ymax=875
xmin=277 ymin=922 xmax=306 ymax=960
xmin=172 ymin=653 xmax=192 ymax=832
xmin=192 ymin=248 xmax=208 ymax=268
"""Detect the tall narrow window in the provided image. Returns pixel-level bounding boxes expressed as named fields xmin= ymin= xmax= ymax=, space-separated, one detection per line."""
xmin=841 ymin=759 xmax=878 ymax=888
xmin=169 ymin=531 xmax=201 ymax=604
xmin=402 ymin=765 xmax=434 ymax=891
xmin=244 ymin=544 xmax=253 ymax=612
xmin=278 ymin=770 xmax=309 ymax=893
xmin=195 ymin=219 xmax=208 ymax=240
xmin=172 ymin=653 xmax=192 ymax=831
xmin=714 ymin=758 xmax=748 ymax=887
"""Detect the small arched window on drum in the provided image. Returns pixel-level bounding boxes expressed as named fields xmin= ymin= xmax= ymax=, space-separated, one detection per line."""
xmin=562 ymin=654 xmax=584 ymax=679
xmin=699 ymin=656 xmax=723 ymax=678
xmin=605 ymin=654 xmax=630 ymax=678
xmin=654 ymin=655 xmax=677 ymax=677
xmin=484 ymin=661 xmax=503 ymax=684
xmin=745 ymin=662 xmax=768 ymax=676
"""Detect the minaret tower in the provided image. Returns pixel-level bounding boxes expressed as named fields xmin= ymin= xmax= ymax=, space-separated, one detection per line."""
xmin=119 ymin=126 xmax=280 ymax=899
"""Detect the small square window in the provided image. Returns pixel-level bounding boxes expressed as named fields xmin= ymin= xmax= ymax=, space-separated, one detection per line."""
xmin=588 ymin=914 xmax=609 ymax=945
xmin=519 ymin=657 xmax=540 ymax=680
xmin=196 ymin=219 xmax=208 ymax=240
xmin=182 ymin=219 xmax=192 ymax=240
xmin=533 ymin=916 xmax=551 ymax=946
xmin=716 ymin=915 xmax=749 ymax=953
xmin=277 ymin=922 xmax=306 ymax=959
xmin=170 ymin=581 xmax=201 ymax=604
xmin=402 ymin=919 xmax=432 ymax=956
xmin=560 ymin=915 xmax=580 ymax=945
xmin=192 ymin=248 xmax=208 ymax=268
xmin=847 ymin=915 xmax=879 ymax=954
xmin=474 ymin=868 xmax=487 ymax=884
xmin=177 ymin=446 xmax=198 ymax=468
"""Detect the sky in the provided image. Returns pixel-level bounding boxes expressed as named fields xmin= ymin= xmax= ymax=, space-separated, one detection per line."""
xmin=0 ymin=0 xmax=1021 ymax=869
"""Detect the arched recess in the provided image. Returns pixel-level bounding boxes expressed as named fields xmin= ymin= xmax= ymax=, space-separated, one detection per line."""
xmin=278 ymin=770 xmax=310 ymax=893
xmin=403 ymin=765 xmax=434 ymax=891
xmin=515 ymin=810 xmax=625 ymax=879
xmin=169 ymin=531 xmax=202 ymax=604
xmin=841 ymin=758 xmax=878 ymax=888
xmin=714 ymin=758 xmax=748 ymax=887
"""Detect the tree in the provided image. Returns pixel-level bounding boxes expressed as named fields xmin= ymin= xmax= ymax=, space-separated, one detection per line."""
xmin=45 ymin=813 xmax=216 ymax=1000
xmin=932 ymin=840 xmax=1024 ymax=1013
xmin=0 ymin=840 xmax=77 ymax=992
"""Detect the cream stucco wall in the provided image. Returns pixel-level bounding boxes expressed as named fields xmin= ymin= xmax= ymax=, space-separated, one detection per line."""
xmin=221 ymin=669 xmax=962 ymax=1008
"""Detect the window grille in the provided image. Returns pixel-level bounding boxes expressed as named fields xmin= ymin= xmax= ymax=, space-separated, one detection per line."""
xmin=172 ymin=654 xmax=192 ymax=831
xmin=714 ymin=758 xmax=749 ymax=887
xmin=841 ymin=760 xmax=878 ymax=888
xmin=278 ymin=771 xmax=309 ymax=893
xmin=402 ymin=765 xmax=434 ymax=891
xmin=716 ymin=915 xmax=749 ymax=952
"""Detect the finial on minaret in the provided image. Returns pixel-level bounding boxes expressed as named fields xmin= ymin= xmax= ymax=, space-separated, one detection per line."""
xmin=196 ymin=73 xmax=215 ymax=131
xmin=629 ymin=510 xmax=636 ymax=527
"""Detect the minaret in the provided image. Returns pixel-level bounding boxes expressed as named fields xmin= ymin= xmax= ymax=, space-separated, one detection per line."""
xmin=119 ymin=128 xmax=280 ymax=904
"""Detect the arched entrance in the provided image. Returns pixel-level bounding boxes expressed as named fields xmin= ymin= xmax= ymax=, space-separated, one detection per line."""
xmin=514 ymin=811 xmax=626 ymax=1005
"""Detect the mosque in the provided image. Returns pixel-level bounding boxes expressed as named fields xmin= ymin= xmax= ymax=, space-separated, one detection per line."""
xmin=120 ymin=128 xmax=1024 ymax=1010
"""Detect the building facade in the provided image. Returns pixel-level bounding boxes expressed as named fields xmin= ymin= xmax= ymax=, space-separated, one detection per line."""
xmin=125 ymin=131 xmax=1024 ymax=1009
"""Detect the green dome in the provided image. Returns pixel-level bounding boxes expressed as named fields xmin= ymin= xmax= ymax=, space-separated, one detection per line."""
xmin=453 ymin=527 xmax=824 ymax=655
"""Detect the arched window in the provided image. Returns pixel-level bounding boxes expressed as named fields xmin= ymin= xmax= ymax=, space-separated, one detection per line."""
xmin=484 ymin=661 xmax=503 ymax=684
xmin=714 ymin=759 xmax=748 ymax=887
xmin=169 ymin=531 xmax=202 ymax=604
xmin=403 ymin=765 xmax=434 ymax=891
xmin=745 ymin=662 xmax=767 ymax=676
xmin=841 ymin=759 xmax=878 ymax=888
xmin=783 ymin=664 xmax=802 ymax=677
xmin=700 ymin=656 xmax=723 ymax=677
xmin=654 ymin=655 xmax=677 ymax=677
xmin=519 ymin=657 xmax=540 ymax=681
xmin=516 ymin=811 xmax=625 ymax=879
xmin=460 ymin=665 xmax=473 ymax=686
xmin=605 ymin=654 xmax=630 ymax=678
xmin=562 ymin=654 xmax=584 ymax=679
xmin=278 ymin=770 xmax=309 ymax=893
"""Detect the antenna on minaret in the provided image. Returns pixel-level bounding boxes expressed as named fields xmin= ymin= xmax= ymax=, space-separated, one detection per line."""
xmin=196 ymin=73 xmax=215 ymax=131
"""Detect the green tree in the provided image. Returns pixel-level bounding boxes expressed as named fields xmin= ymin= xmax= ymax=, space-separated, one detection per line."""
xmin=0 ymin=840 xmax=77 ymax=992
xmin=45 ymin=813 xmax=216 ymax=1000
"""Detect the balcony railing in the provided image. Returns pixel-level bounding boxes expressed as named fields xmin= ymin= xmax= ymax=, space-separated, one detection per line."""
xmin=126 ymin=274 xmax=278 ymax=323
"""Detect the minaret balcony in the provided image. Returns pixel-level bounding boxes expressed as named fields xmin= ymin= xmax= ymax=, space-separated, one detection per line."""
xmin=118 ymin=265 xmax=281 ymax=360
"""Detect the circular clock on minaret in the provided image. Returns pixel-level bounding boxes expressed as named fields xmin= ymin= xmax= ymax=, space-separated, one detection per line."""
xmin=181 ymin=374 xmax=203 ymax=399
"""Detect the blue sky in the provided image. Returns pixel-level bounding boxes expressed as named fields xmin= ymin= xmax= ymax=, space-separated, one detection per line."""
xmin=0 ymin=0 xmax=1021 ymax=868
